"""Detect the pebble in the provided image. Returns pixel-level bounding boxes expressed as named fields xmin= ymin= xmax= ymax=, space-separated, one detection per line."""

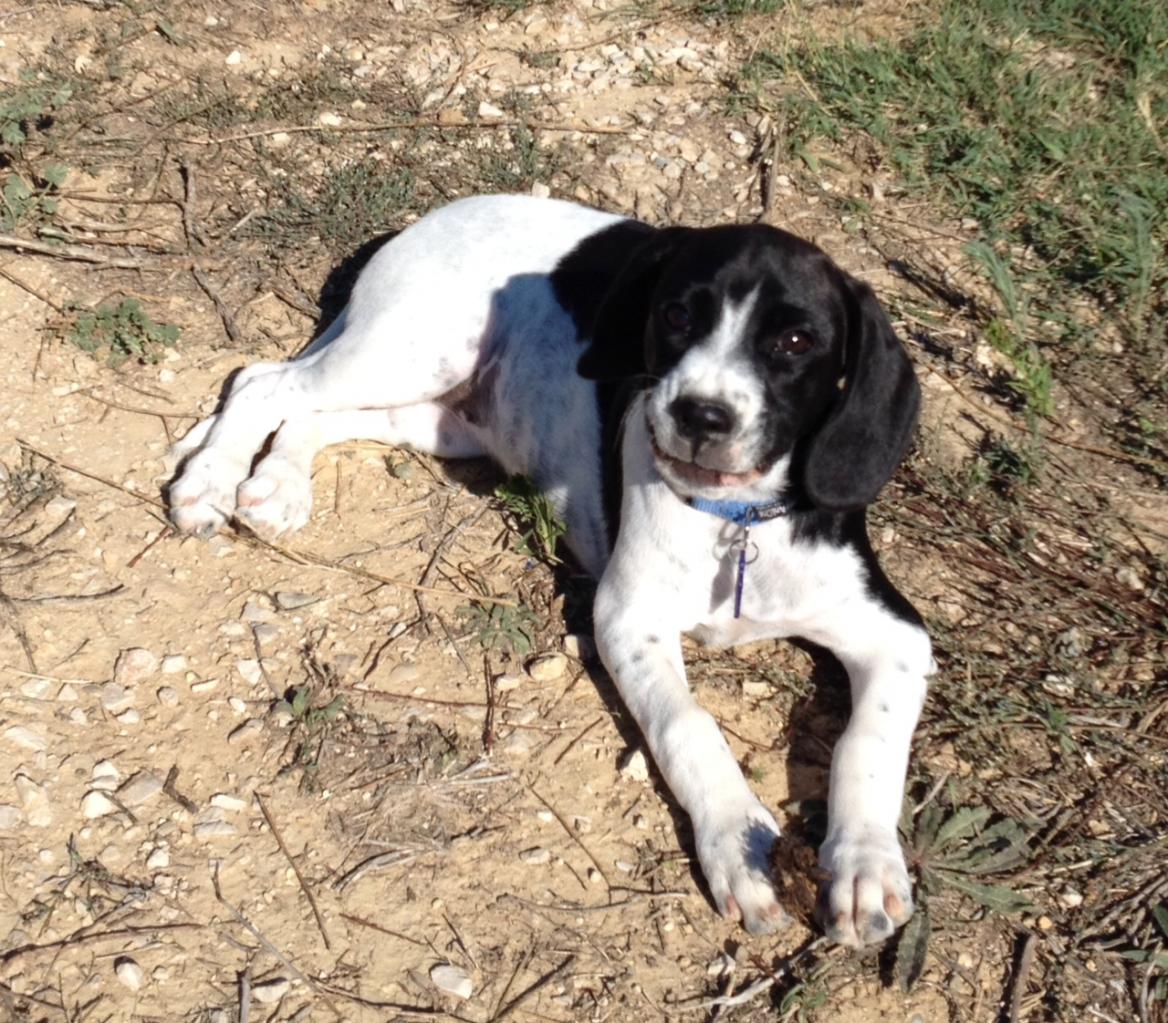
xmin=477 ymin=100 xmax=505 ymax=120
xmin=193 ymin=819 xmax=237 ymax=840
xmin=191 ymin=678 xmax=219 ymax=694
xmin=526 ymin=652 xmax=567 ymax=682
xmin=727 ymin=129 xmax=747 ymax=145
xmin=1060 ymin=887 xmax=1084 ymax=909
xmin=114 ymin=647 xmax=158 ymax=685
xmin=0 ymin=805 xmax=22 ymax=829
xmin=562 ymin=634 xmax=593 ymax=660
xmin=116 ymin=708 xmax=141 ymax=725
xmin=251 ymin=977 xmax=290 ymax=1004
xmin=494 ymin=673 xmax=521 ymax=693
xmin=3 ymin=726 xmax=47 ymax=752
xmin=318 ymin=112 xmax=343 ymax=127
xmin=274 ymin=591 xmax=317 ymax=611
xmin=118 ymin=771 xmax=163 ymax=807
xmin=92 ymin=759 xmax=120 ymax=783
xmin=210 ymin=793 xmax=248 ymax=812
xmin=519 ymin=846 xmax=551 ymax=865
xmin=386 ymin=662 xmax=419 ymax=686
xmin=20 ymin=678 xmax=52 ymax=699
xmin=531 ymin=181 xmax=551 ymax=199
xmin=241 ymin=599 xmax=274 ymax=623
xmin=430 ymin=963 xmax=474 ymax=1000
xmin=161 ymin=655 xmax=188 ymax=674
xmin=69 ymin=707 xmax=89 ymax=726
xmin=157 ymin=687 xmax=179 ymax=706
xmin=742 ymin=680 xmax=771 ymax=698
xmin=228 ymin=719 xmax=264 ymax=744
xmin=229 ymin=697 xmax=247 ymax=714
xmin=587 ymin=867 xmax=602 ymax=885
xmin=81 ymin=791 xmax=120 ymax=819
xmin=618 ymin=747 xmax=650 ymax=783
xmin=115 ymin=956 xmax=144 ymax=992
xmin=15 ymin=775 xmax=52 ymax=827
xmin=225 ymin=49 xmax=242 ymax=65
xmin=146 ymin=847 xmax=170 ymax=869
xmin=235 ymin=660 xmax=263 ymax=686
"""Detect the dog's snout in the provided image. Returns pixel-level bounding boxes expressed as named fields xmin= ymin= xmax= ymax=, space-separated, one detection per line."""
xmin=671 ymin=396 xmax=736 ymax=440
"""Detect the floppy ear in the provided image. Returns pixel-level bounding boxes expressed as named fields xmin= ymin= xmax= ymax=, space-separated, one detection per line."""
xmin=577 ymin=228 xmax=686 ymax=381
xmin=802 ymin=278 xmax=920 ymax=511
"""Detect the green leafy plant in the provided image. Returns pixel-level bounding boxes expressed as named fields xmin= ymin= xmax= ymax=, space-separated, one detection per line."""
xmin=0 ymin=75 xmax=73 ymax=148
xmin=458 ymin=600 xmax=537 ymax=656
xmin=61 ymin=298 xmax=180 ymax=366
xmin=1 ymin=162 xmax=67 ymax=232
xmin=494 ymin=474 xmax=566 ymax=564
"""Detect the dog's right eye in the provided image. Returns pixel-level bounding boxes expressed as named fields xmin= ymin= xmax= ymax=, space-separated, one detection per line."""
xmin=661 ymin=303 xmax=691 ymax=332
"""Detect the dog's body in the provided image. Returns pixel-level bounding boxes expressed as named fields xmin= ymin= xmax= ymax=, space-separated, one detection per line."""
xmin=169 ymin=194 xmax=932 ymax=947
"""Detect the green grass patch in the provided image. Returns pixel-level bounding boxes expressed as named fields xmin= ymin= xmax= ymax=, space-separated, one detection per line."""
xmin=744 ymin=0 xmax=1168 ymax=377
xmin=60 ymin=298 xmax=180 ymax=366
xmin=494 ymin=473 xmax=567 ymax=564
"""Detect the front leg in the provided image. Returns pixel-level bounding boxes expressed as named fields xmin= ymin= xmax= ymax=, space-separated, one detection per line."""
xmin=811 ymin=610 xmax=932 ymax=948
xmin=593 ymin=575 xmax=788 ymax=935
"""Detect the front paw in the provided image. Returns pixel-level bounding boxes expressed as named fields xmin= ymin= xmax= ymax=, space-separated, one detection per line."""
xmin=816 ymin=831 xmax=913 ymax=948
xmin=695 ymin=802 xmax=790 ymax=936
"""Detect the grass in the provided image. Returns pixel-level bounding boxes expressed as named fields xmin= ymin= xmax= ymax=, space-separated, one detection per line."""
xmin=742 ymin=0 xmax=1168 ymax=400
xmin=494 ymin=473 xmax=567 ymax=564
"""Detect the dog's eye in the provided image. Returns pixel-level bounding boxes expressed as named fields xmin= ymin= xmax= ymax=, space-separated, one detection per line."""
xmin=776 ymin=329 xmax=815 ymax=355
xmin=661 ymin=303 xmax=691 ymax=332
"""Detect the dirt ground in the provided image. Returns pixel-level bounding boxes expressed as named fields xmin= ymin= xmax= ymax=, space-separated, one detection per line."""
xmin=1 ymin=1 xmax=1165 ymax=1021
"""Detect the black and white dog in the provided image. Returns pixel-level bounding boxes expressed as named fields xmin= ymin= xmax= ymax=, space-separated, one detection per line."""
xmin=168 ymin=195 xmax=932 ymax=948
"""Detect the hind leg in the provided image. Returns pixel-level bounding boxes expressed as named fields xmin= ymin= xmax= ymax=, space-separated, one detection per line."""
xmin=232 ymin=403 xmax=483 ymax=541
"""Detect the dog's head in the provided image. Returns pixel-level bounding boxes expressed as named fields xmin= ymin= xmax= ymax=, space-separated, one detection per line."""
xmin=577 ymin=224 xmax=920 ymax=511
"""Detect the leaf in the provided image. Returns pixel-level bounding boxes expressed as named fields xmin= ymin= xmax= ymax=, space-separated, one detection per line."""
xmin=1153 ymin=902 xmax=1168 ymax=941
xmin=41 ymin=162 xmax=68 ymax=187
xmin=894 ymin=897 xmax=931 ymax=992
xmin=933 ymin=805 xmax=991 ymax=851
xmin=939 ymin=872 xmax=1030 ymax=914
xmin=291 ymin=687 xmax=311 ymax=718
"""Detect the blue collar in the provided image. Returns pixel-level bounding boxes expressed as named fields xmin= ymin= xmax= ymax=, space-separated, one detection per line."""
xmin=687 ymin=495 xmax=792 ymax=526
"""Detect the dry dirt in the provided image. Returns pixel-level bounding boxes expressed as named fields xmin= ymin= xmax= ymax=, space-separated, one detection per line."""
xmin=1 ymin=2 xmax=1164 ymax=1022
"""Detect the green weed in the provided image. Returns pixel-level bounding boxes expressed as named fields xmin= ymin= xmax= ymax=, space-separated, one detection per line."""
xmin=0 ymin=163 xmax=67 ymax=232
xmin=61 ymin=298 xmax=180 ymax=367
xmin=0 ymin=74 xmax=73 ymax=149
xmin=494 ymin=473 xmax=566 ymax=564
xmin=458 ymin=600 xmax=538 ymax=657
xmin=744 ymin=0 xmax=1168 ymax=368
xmin=474 ymin=124 xmax=554 ymax=193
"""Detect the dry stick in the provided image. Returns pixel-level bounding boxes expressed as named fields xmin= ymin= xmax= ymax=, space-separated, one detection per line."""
xmin=251 ymin=627 xmax=283 ymax=700
xmin=526 ymin=782 xmax=611 ymax=889
xmin=190 ymin=118 xmax=630 ymax=145
xmin=0 ymin=233 xmax=150 ymax=269
xmin=5 ymin=584 xmax=125 ymax=605
xmin=552 ymin=715 xmax=603 ymax=767
xmin=332 ymin=850 xmax=422 ymax=893
xmin=340 ymin=913 xmax=427 ymax=948
xmin=18 ymin=440 xmax=517 ymax=607
xmin=192 ymin=266 xmax=243 ymax=344
xmin=254 ymin=793 xmax=333 ymax=951
xmin=0 ymin=263 xmax=64 ymax=312
xmin=678 ymin=975 xmax=775 ymax=1013
xmin=1007 ymin=932 xmax=1039 ymax=1023
xmin=238 ymin=965 xmax=252 ymax=1023
xmin=490 ymin=954 xmax=576 ymax=1023
xmin=162 ymin=765 xmax=198 ymax=813
xmin=0 ymin=922 xmax=202 ymax=964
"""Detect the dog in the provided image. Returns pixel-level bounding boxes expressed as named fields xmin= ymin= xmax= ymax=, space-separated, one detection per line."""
xmin=167 ymin=194 xmax=932 ymax=948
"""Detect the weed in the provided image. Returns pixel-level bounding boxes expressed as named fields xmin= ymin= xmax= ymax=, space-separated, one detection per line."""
xmin=474 ymin=124 xmax=555 ymax=193
xmin=276 ymin=683 xmax=347 ymax=787
xmin=0 ymin=162 xmax=67 ymax=232
xmin=248 ymin=159 xmax=415 ymax=255
xmin=744 ymin=0 xmax=1168 ymax=373
xmin=963 ymin=435 xmax=1042 ymax=500
xmin=275 ymin=684 xmax=346 ymax=730
xmin=458 ymin=600 xmax=537 ymax=657
xmin=1 ymin=449 xmax=60 ymax=511
xmin=59 ymin=298 xmax=180 ymax=367
xmin=494 ymin=474 xmax=566 ymax=564
xmin=0 ymin=74 xmax=73 ymax=149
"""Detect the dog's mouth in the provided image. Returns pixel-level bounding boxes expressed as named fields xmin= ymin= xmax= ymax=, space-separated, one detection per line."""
xmin=650 ymin=435 xmax=766 ymax=489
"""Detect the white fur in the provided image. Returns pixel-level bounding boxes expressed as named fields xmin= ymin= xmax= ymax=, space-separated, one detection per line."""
xmin=168 ymin=194 xmax=932 ymax=947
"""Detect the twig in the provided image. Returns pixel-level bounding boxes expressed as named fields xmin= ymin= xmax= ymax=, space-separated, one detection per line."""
xmin=162 ymin=765 xmax=198 ymax=813
xmin=0 ymin=922 xmax=201 ymax=964
xmin=1006 ymin=932 xmax=1038 ymax=1023
xmin=0 ymin=264 xmax=64 ymax=312
xmin=6 ymin=584 xmax=124 ymax=604
xmin=677 ymin=975 xmax=775 ymax=1012
xmin=340 ymin=913 xmax=427 ymax=947
xmin=180 ymin=161 xmax=207 ymax=249
xmin=238 ymin=965 xmax=252 ymax=1023
xmin=127 ymin=526 xmax=172 ymax=568
xmin=482 ymin=653 xmax=497 ymax=755
xmin=332 ymin=849 xmax=422 ymax=893
xmin=552 ymin=716 xmax=603 ymax=767
xmin=0 ymin=233 xmax=149 ymax=269
xmin=528 ymin=782 xmax=611 ymax=889
xmin=192 ymin=267 xmax=243 ymax=344
xmin=490 ymin=955 xmax=576 ymax=1022
xmin=251 ymin=627 xmax=282 ymax=699
xmin=255 ymin=793 xmax=333 ymax=951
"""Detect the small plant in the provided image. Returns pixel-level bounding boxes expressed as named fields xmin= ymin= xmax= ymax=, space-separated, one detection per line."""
xmin=458 ymin=600 xmax=537 ymax=656
xmin=275 ymin=684 xmax=346 ymax=729
xmin=0 ymin=75 xmax=73 ymax=149
xmin=60 ymin=298 xmax=180 ymax=366
xmin=0 ymin=163 xmax=67 ymax=232
xmin=275 ymin=684 xmax=346 ymax=787
xmin=494 ymin=473 xmax=566 ymax=564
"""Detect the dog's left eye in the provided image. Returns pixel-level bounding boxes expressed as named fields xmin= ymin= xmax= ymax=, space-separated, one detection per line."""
xmin=775 ymin=329 xmax=815 ymax=355
xmin=661 ymin=303 xmax=692 ymax=332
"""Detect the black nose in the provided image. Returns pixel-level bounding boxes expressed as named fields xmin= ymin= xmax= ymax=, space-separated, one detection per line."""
xmin=670 ymin=396 xmax=736 ymax=440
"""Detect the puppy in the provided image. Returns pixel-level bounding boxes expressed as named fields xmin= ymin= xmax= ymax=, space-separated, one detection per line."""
xmin=168 ymin=194 xmax=932 ymax=947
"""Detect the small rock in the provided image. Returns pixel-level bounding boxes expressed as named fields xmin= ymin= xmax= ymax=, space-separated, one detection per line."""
xmin=707 ymin=952 xmax=735 ymax=977
xmin=114 ymin=648 xmax=158 ymax=685
xmin=69 ymin=707 xmax=89 ymax=726
xmin=241 ymin=599 xmax=274 ymax=623
xmin=614 ymin=859 xmax=636 ymax=873
xmin=235 ymin=660 xmax=263 ymax=686
xmin=92 ymin=760 xmax=120 ymax=784
xmin=269 ymin=704 xmax=294 ymax=728
xmin=519 ymin=846 xmax=551 ymax=865
xmin=1059 ymin=887 xmax=1083 ymax=909
xmin=531 ymin=181 xmax=551 ymax=199
xmin=318 ymin=112 xmax=343 ymax=127
xmin=146 ymin=847 xmax=170 ymax=869
xmin=228 ymin=697 xmax=247 ymax=715
xmin=115 ymin=957 xmax=144 ymax=992
xmin=15 ymin=776 xmax=52 ymax=827
xmin=526 ymin=652 xmax=567 ymax=682
xmin=742 ymin=680 xmax=770 ymax=698
xmin=225 ymin=49 xmax=242 ymax=65
xmin=3 ymin=726 xmax=47 ymax=752
xmin=587 ymin=867 xmax=602 ymax=885
xmin=228 ymin=719 xmax=264 ymax=744
xmin=562 ymin=634 xmax=593 ymax=660
xmin=161 ymin=655 xmax=188 ymax=675
xmin=118 ymin=771 xmax=163 ymax=807
xmin=0 ymin=805 xmax=22 ymax=829
xmin=210 ymin=793 xmax=248 ymax=813
xmin=251 ymin=977 xmax=290 ymax=1004
xmin=81 ymin=791 xmax=120 ymax=819
xmin=386 ymin=662 xmax=419 ymax=686
xmin=494 ymin=673 xmax=521 ymax=693
xmin=191 ymin=677 xmax=219 ymax=694
xmin=20 ymin=678 xmax=51 ymax=699
xmin=116 ymin=708 xmax=141 ymax=725
xmin=618 ymin=747 xmax=649 ymax=783
xmin=1037 ymin=915 xmax=1054 ymax=931
xmin=274 ymin=591 xmax=317 ymax=611
xmin=157 ymin=687 xmax=179 ymax=706
xmin=728 ymin=129 xmax=747 ymax=145
xmin=477 ymin=100 xmax=505 ymax=120
xmin=193 ymin=819 xmax=237 ymax=840
xmin=430 ymin=963 xmax=474 ymax=1000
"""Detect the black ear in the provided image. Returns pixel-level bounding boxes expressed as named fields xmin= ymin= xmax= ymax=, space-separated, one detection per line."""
xmin=802 ymin=277 xmax=920 ymax=511
xmin=576 ymin=227 xmax=686 ymax=381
